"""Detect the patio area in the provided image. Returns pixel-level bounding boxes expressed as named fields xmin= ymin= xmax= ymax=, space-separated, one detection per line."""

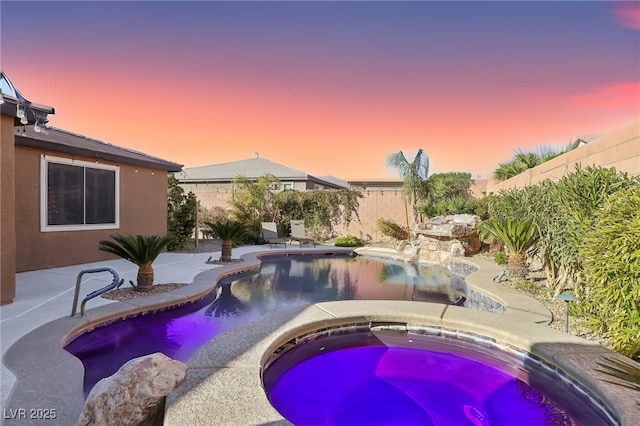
xmin=1 ymin=246 xmax=638 ymax=425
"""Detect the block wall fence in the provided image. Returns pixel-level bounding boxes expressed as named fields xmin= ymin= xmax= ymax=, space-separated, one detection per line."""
xmin=485 ymin=120 xmax=639 ymax=193
xmin=182 ymin=185 xmax=408 ymax=242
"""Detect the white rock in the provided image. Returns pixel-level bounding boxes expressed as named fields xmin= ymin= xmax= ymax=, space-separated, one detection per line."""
xmin=76 ymin=352 xmax=188 ymax=426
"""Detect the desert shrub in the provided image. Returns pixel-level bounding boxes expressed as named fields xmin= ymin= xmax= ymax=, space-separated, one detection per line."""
xmin=334 ymin=235 xmax=364 ymax=247
xmin=377 ymin=218 xmax=408 ymax=240
xmin=199 ymin=206 xmax=228 ymax=224
xmin=275 ymin=189 xmax=362 ymax=240
xmin=417 ymin=172 xmax=476 ymax=217
xmin=486 ymin=166 xmax=637 ymax=295
xmin=473 ymin=196 xmax=490 ymax=219
xmin=494 ymin=251 xmax=508 ymax=265
xmin=579 ymin=185 xmax=640 ymax=360
xmin=478 ymin=217 xmax=539 ymax=279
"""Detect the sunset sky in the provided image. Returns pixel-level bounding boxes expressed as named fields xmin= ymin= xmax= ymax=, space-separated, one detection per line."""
xmin=2 ymin=1 xmax=639 ymax=180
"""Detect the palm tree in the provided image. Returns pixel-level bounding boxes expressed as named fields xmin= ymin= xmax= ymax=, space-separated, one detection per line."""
xmin=478 ymin=217 xmax=539 ymax=279
xmin=99 ymin=234 xmax=173 ymax=291
xmin=206 ymin=220 xmax=248 ymax=262
xmin=386 ymin=149 xmax=429 ymax=233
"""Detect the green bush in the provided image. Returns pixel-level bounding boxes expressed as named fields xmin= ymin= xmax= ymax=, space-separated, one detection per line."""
xmin=334 ymin=235 xmax=364 ymax=247
xmin=167 ymin=175 xmax=197 ymax=250
xmin=494 ymin=251 xmax=508 ymax=265
xmin=377 ymin=218 xmax=408 ymax=240
xmin=579 ymin=185 xmax=640 ymax=360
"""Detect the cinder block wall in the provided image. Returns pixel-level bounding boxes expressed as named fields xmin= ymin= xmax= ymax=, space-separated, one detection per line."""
xmin=184 ymin=185 xmax=408 ymax=242
xmin=487 ymin=120 xmax=639 ymax=193
xmin=332 ymin=190 xmax=407 ymax=241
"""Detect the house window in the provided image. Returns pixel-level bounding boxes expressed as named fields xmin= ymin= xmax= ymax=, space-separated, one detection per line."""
xmin=282 ymin=182 xmax=293 ymax=190
xmin=41 ymin=155 xmax=119 ymax=231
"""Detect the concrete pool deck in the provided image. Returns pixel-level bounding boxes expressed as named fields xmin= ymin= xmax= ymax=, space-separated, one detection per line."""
xmin=2 ymin=246 xmax=639 ymax=425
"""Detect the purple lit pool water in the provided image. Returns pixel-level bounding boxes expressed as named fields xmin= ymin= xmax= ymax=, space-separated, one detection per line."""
xmin=65 ymin=254 xmax=467 ymax=395
xmin=263 ymin=328 xmax=614 ymax=426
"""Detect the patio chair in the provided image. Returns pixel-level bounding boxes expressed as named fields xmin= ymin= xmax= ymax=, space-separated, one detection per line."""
xmin=261 ymin=222 xmax=287 ymax=248
xmin=290 ymin=220 xmax=316 ymax=247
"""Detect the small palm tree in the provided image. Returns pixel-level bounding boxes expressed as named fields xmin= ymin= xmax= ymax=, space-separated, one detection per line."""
xmin=99 ymin=234 xmax=173 ymax=291
xmin=479 ymin=217 xmax=539 ymax=279
xmin=206 ymin=220 xmax=248 ymax=262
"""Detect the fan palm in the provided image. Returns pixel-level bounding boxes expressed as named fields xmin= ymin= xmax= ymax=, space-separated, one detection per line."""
xmin=206 ymin=220 xmax=248 ymax=262
xmin=478 ymin=217 xmax=539 ymax=279
xmin=386 ymin=149 xmax=429 ymax=231
xmin=99 ymin=234 xmax=173 ymax=291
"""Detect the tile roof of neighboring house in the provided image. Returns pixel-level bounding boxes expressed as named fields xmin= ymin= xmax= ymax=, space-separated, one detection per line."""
xmin=317 ymin=175 xmax=350 ymax=188
xmin=176 ymin=157 xmax=346 ymax=188
xmin=575 ymin=134 xmax=605 ymax=144
xmin=15 ymin=125 xmax=183 ymax=172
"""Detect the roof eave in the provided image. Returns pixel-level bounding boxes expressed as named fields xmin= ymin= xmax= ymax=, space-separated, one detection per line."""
xmin=16 ymin=136 xmax=183 ymax=172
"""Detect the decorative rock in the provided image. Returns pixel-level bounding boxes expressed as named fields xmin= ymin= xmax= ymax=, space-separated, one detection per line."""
xmin=429 ymin=216 xmax=446 ymax=225
xmin=462 ymin=236 xmax=483 ymax=255
xmin=419 ymin=250 xmax=441 ymax=264
xmin=395 ymin=240 xmax=409 ymax=253
xmin=449 ymin=240 xmax=465 ymax=257
xmin=452 ymin=214 xmax=479 ymax=225
xmin=76 ymin=353 xmax=188 ymax=426
xmin=402 ymin=244 xmax=420 ymax=257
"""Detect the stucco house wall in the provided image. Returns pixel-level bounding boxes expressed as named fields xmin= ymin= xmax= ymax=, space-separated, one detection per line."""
xmin=15 ymin=146 xmax=174 ymax=272
xmin=486 ymin=120 xmax=640 ymax=193
xmin=1 ymin=115 xmax=16 ymax=304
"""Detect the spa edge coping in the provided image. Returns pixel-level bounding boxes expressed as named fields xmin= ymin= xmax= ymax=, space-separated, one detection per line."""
xmin=2 ymin=248 xmax=638 ymax=426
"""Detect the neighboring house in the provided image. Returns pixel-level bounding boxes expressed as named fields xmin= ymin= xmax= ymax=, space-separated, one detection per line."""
xmin=175 ymin=156 xmax=348 ymax=213
xmin=0 ymin=72 xmax=182 ymax=305
xmin=176 ymin=156 xmax=349 ymax=191
xmin=572 ymin=134 xmax=605 ymax=148
xmin=175 ymin=157 xmax=407 ymax=241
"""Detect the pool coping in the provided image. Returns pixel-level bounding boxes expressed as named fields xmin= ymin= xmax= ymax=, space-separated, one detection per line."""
xmin=3 ymin=248 xmax=639 ymax=425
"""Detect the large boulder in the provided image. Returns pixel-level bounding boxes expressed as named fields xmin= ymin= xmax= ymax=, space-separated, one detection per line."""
xmin=77 ymin=353 xmax=188 ymax=426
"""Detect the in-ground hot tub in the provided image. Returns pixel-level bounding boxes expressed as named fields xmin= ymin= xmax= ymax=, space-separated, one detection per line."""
xmin=263 ymin=323 xmax=617 ymax=426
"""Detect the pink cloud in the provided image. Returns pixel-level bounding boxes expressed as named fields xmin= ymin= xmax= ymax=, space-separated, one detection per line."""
xmin=612 ymin=1 xmax=640 ymax=30
xmin=571 ymin=81 xmax=640 ymax=109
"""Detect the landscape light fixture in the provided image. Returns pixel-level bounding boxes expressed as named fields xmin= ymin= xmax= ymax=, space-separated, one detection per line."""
xmin=555 ymin=292 xmax=578 ymax=333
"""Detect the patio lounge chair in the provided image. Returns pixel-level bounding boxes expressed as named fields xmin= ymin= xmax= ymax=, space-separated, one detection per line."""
xmin=290 ymin=220 xmax=315 ymax=247
xmin=261 ymin=222 xmax=287 ymax=248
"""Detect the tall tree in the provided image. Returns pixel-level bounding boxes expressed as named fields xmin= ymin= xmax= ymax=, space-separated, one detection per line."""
xmin=167 ymin=174 xmax=197 ymax=250
xmin=385 ymin=149 xmax=429 ymax=232
xmin=230 ymin=174 xmax=280 ymax=232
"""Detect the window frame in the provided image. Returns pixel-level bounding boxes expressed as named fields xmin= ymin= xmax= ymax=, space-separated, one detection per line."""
xmin=40 ymin=155 xmax=120 ymax=232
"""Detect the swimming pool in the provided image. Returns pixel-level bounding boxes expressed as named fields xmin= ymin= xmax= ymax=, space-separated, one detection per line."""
xmin=65 ymin=253 xmax=471 ymax=394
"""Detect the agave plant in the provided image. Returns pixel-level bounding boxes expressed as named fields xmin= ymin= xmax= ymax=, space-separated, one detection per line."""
xmin=478 ymin=217 xmax=539 ymax=279
xmin=99 ymin=234 xmax=173 ymax=291
xmin=205 ymin=220 xmax=248 ymax=262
